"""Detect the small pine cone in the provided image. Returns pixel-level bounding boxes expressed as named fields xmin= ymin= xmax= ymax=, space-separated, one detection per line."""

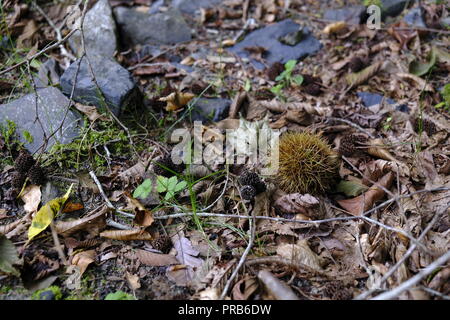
xmin=323 ymin=281 xmax=352 ymax=300
xmin=414 ymin=118 xmax=436 ymax=136
xmin=254 ymin=89 xmax=275 ymax=101
xmin=339 ymin=134 xmax=368 ymax=156
xmin=304 ymin=83 xmax=322 ymax=96
xmin=348 ymin=57 xmax=366 ymax=73
xmin=14 ymin=150 xmax=35 ymax=173
xmin=11 ymin=171 xmax=26 ymax=189
xmin=28 ymin=164 xmax=45 ymax=185
xmin=239 ymin=171 xmax=266 ymax=195
xmin=240 ymin=185 xmax=256 ymax=200
xmin=266 ymin=62 xmax=284 ymax=81
xmin=151 ymin=236 xmax=172 ymax=253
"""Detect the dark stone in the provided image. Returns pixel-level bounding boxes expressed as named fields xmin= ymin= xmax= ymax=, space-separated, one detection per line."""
xmin=172 ymin=0 xmax=223 ymax=15
xmin=228 ymin=19 xmax=322 ymax=70
xmin=113 ymin=7 xmax=191 ymax=46
xmin=60 ymin=55 xmax=139 ymax=116
xmin=34 ymin=59 xmax=62 ymax=88
xmin=69 ymin=0 xmax=118 ymax=58
xmin=404 ymin=7 xmax=426 ymax=28
xmin=357 ymin=92 xmax=409 ymax=113
xmin=0 ymin=87 xmax=81 ymax=153
xmin=323 ymin=5 xmax=367 ymax=24
xmin=381 ymin=0 xmax=410 ymax=19
xmin=39 ymin=290 xmax=55 ymax=300
xmin=190 ymin=98 xmax=230 ymax=122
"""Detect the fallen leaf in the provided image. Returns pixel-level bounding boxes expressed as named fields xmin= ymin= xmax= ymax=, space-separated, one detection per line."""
xmin=274 ymin=193 xmax=319 ymax=217
xmin=28 ymin=184 xmax=73 ymax=241
xmin=62 ymin=202 xmax=84 ymax=213
xmin=409 ymin=47 xmax=437 ymax=76
xmin=323 ymin=21 xmax=347 ymax=34
xmin=20 ymin=185 xmax=41 ymax=213
xmin=0 ymin=235 xmax=20 ymax=276
xmin=367 ymin=139 xmax=397 ymax=161
xmin=336 ymin=180 xmax=369 ymax=197
xmin=55 ymin=206 xmax=108 ymax=236
xmin=172 ymin=234 xmax=203 ymax=269
xmin=126 ymin=272 xmax=141 ymax=291
xmin=135 ymin=249 xmax=179 ymax=266
xmin=74 ymin=103 xmax=108 ymax=122
xmin=100 ymin=228 xmax=153 ymax=241
xmin=159 ymin=91 xmax=195 ymax=112
xmin=276 ymin=240 xmax=322 ymax=271
xmin=232 ymin=276 xmax=258 ymax=300
xmin=337 ymin=172 xmax=394 ymax=216
xmin=71 ymin=249 xmax=95 ymax=275
xmin=346 ymin=61 xmax=383 ymax=88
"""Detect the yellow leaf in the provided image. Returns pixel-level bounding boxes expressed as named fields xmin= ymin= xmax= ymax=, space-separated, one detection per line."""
xmin=27 ymin=184 xmax=74 ymax=241
xmin=159 ymin=91 xmax=195 ymax=112
xmin=323 ymin=21 xmax=347 ymax=34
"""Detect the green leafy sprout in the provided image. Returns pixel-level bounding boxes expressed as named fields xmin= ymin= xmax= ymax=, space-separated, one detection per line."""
xmin=133 ymin=175 xmax=187 ymax=201
xmin=435 ymin=83 xmax=450 ymax=112
xmin=270 ymin=60 xmax=304 ymax=99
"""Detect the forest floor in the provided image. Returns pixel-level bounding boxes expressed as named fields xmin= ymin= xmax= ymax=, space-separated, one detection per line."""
xmin=0 ymin=0 xmax=449 ymax=300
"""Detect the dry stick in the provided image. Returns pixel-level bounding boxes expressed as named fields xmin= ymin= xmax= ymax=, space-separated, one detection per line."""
xmin=355 ymin=205 xmax=449 ymax=300
xmin=420 ymin=286 xmax=450 ymax=300
xmin=50 ymin=221 xmax=67 ymax=265
xmin=326 ymin=117 xmax=375 ymax=139
xmin=371 ymin=250 xmax=450 ymax=300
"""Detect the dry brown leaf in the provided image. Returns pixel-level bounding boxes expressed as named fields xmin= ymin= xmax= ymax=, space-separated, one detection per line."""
xmin=74 ymin=103 xmax=108 ymax=122
xmin=323 ymin=21 xmax=347 ymax=34
xmin=166 ymin=264 xmax=190 ymax=286
xmin=133 ymin=209 xmax=154 ymax=227
xmin=135 ymin=249 xmax=179 ymax=266
xmin=367 ymin=139 xmax=397 ymax=161
xmin=55 ymin=207 xmax=108 ymax=236
xmin=100 ymin=228 xmax=152 ymax=241
xmin=258 ymin=270 xmax=299 ymax=300
xmin=232 ymin=276 xmax=259 ymax=300
xmin=71 ymin=250 xmax=95 ymax=275
xmin=16 ymin=19 xmax=38 ymax=48
xmin=276 ymin=240 xmax=322 ymax=271
xmin=126 ymin=272 xmax=141 ymax=291
xmin=20 ymin=185 xmax=41 ymax=213
xmin=159 ymin=91 xmax=195 ymax=112
xmin=62 ymin=202 xmax=84 ymax=213
xmin=274 ymin=193 xmax=319 ymax=217
xmin=346 ymin=61 xmax=382 ymax=88
xmin=337 ymin=171 xmax=394 ymax=216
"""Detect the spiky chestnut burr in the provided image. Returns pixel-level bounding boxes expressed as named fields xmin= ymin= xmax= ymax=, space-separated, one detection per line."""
xmin=277 ymin=132 xmax=340 ymax=194
xmin=14 ymin=150 xmax=35 ymax=173
xmin=266 ymin=62 xmax=284 ymax=81
xmin=240 ymin=185 xmax=256 ymax=200
xmin=339 ymin=134 xmax=369 ymax=156
xmin=414 ymin=118 xmax=436 ymax=136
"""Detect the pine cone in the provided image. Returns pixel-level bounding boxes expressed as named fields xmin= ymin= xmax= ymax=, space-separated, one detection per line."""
xmin=240 ymin=185 xmax=256 ymax=200
xmin=14 ymin=150 xmax=35 ymax=173
xmin=266 ymin=62 xmax=284 ymax=81
xmin=154 ymin=155 xmax=184 ymax=177
xmin=348 ymin=57 xmax=367 ymax=73
xmin=323 ymin=281 xmax=352 ymax=300
xmin=28 ymin=164 xmax=45 ymax=185
xmin=254 ymin=89 xmax=275 ymax=101
xmin=339 ymin=134 xmax=369 ymax=156
xmin=304 ymin=83 xmax=322 ymax=96
xmin=239 ymin=171 xmax=266 ymax=194
xmin=414 ymin=118 xmax=436 ymax=136
xmin=151 ymin=235 xmax=172 ymax=253
xmin=11 ymin=171 xmax=25 ymax=189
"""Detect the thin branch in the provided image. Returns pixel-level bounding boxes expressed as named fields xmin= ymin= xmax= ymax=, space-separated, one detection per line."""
xmin=420 ymin=286 xmax=450 ymax=300
xmin=371 ymin=250 xmax=450 ymax=300
xmin=327 ymin=117 xmax=375 ymax=139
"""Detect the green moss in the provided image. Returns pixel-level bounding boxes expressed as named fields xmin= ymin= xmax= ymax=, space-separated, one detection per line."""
xmin=32 ymin=285 xmax=62 ymax=300
xmin=363 ymin=0 xmax=382 ymax=7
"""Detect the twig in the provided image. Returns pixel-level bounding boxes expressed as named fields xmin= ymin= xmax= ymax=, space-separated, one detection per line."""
xmin=420 ymin=286 xmax=450 ymax=300
xmin=327 ymin=117 xmax=375 ymax=139
xmin=50 ymin=221 xmax=67 ymax=265
xmin=371 ymin=250 xmax=450 ymax=300
xmin=355 ymin=206 xmax=448 ymax=300
xmin=106 ymin=219 xmax=132 ymax=230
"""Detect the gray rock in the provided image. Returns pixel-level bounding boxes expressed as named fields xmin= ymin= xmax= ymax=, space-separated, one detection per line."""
xmin=172 ymin=0 xmax=223 ymax=15
xmin=357 ymin=92 xmax=409 ymax=112
xmin=228 ymin=19 xmax=322 ymax=70
xmin=69 ymin=0 xmax=118 ymax=58
xmin=38 ymin=290 xmax=55 ymax=300
xmin=381 ymin=0 xmax=411 ymax=18
xmin=0 ymin=87 xmax=81 ymax=153
xmin=34 ymin=59 xmax=62 ymax=88
xmin=404 ymin=7 xmax=426 ymax=28
xmin=60 ymin=55 xmax=139 ymax=116
xmin=190 ymin=98 xmax=230 ymax=122
xmin=113 ymin=7 xmax=191 ymax=46
xmin=323 ymin=5 xmax=367 ymax=24
xmin=440 ymin=17 xmax=450 ymax=29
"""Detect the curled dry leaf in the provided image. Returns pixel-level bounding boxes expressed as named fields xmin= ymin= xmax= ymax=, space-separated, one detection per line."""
xmin=55 ymin=207 xmax=108 ymax=236
xmin=274 ymin=193 xmax=319 ymax=217
xmin=159 ymin=91 xmax=195 ymax=112
xmin=232 ymin=276 xmax=259 ymax=300
xmin=126 ymin=272 xmax=141 ymax=291
xmin=20 ymin=185 xmax=41 ymax=214
xmin=258 ymin=270 xmax=299 ymax=300
xmin=345 ymin=61 xmax=382 ymax=88
xmin=367 ymin=139 xmax=397 ymax=162
xmin=135 ymin=249 xmax=179 ymax=266
xmin=276 ymin=240 xmax=322 ymax=272
xmin=100 ymin=228 xmax=153 ymax=241
xmin=74 ymin=103 xmax=108 ymax=122
xmin=337 ymin=171 xmax=394 ymax=216
xmin=323 ymin=21 xmax=347 ymax=35
xmin=71 ymin=249 xmax=95 ymax=275
xmin=166 ymin=264 xmax=190 ymax=286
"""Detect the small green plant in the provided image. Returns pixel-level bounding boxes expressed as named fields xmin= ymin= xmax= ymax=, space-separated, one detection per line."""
xmin=270 ymin=60 xmax=303 ymax=99
xmin=31 ymin=286 xmax=62 ymax=300
xmin=363 ymin=0 xmax=382 ymax=7
xmin=382 ymin=116 xmax=393 ymax=131
xmin=104 ymin=290 xmax=135 ymax=300
xmin=435 ymin=83 xmax=450 ymax=112
xmin=134 ymin=175 xmax=187 ymax=201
